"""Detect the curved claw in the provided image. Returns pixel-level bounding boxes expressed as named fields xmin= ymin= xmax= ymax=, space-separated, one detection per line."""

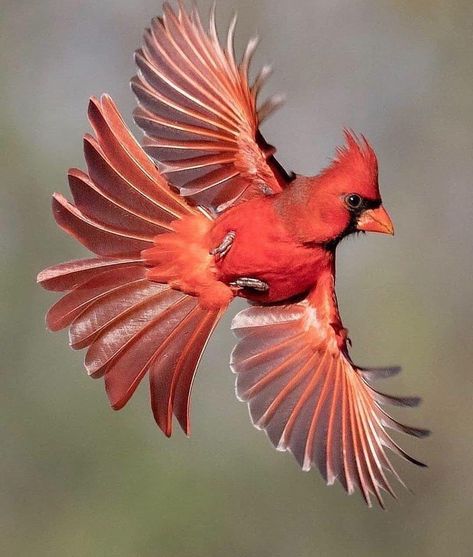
xmin=210 ymin=231 xmax=235 ymax=261
xmin=230 ymin=277 xmax=269 ymax=292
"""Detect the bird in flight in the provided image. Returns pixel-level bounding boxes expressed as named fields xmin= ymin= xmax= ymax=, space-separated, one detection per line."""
xmin=37 ymin=1 xmax=428 ymax=507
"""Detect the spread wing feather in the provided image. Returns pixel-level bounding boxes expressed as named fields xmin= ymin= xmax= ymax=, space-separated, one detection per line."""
xmin=231 ymin=284 xmax=428 ymax=508
xmin=132 ymin=1 xmax=289 ymax=213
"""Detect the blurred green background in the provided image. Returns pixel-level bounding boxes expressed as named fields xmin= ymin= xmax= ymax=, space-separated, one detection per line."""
xmin=1 ymin=0 xmax=472 ymax=555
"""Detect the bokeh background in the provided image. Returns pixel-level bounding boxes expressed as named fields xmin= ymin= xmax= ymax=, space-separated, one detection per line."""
xmin=1 ymin=0 xmax=472 ymax=555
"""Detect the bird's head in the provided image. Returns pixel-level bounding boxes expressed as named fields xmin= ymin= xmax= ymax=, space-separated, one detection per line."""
xmin=292 ymin=130 xmax=394 ymax=245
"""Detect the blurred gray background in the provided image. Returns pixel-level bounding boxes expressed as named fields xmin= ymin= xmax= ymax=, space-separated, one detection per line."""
xmin=1 ymin=0 xmax=472 ymax=555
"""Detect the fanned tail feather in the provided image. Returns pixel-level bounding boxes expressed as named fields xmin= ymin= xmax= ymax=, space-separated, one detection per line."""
xmin=37 ymin=95 xmax=227 ymax=435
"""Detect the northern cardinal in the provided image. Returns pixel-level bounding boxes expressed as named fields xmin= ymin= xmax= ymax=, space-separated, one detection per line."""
xmin=37 ymin=2 xmax=428 ymax=507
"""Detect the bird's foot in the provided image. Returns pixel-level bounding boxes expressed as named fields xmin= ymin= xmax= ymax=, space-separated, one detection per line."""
xmin=210 ymin=231 xmax=235 ymax=261
xmin=230 ymin=277 xmax=269 ymax=292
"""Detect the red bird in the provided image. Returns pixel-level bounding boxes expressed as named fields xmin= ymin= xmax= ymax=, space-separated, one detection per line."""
xmin=37 ymin=2 xmax=428 ymax=507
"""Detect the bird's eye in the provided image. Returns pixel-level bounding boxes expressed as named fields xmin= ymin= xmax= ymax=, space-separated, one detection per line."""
xmin=345 ymin=194 xmax=363 ymax=210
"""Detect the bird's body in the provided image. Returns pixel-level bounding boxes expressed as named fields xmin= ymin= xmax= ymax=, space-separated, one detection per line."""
xmin=37 ymin=1 xmax=427 ymax=507
xmin=212 ymin=193 xmax=332 ymax=304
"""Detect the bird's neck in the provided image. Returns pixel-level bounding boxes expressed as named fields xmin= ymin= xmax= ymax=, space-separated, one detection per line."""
xmin=273 ymin=174 xmax=350 ymax=246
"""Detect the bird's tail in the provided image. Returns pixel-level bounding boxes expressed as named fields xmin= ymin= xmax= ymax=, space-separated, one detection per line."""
xmin=37 ymin=95 xmax=230 ymax=436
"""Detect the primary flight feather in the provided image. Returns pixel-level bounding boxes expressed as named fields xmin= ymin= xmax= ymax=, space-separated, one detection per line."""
xmin=37 ymin=1 xmax=428 ymax=508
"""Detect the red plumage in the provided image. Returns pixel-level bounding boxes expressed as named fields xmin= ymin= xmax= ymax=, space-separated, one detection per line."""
xmin=37 ymin=2 xmax=427 ymax=507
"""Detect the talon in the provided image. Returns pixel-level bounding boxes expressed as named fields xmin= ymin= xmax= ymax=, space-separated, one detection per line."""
xmin=210 ymin=231 xmax=235 ymax=261
xmin=230 ymin=277 xmax=269 ymax=292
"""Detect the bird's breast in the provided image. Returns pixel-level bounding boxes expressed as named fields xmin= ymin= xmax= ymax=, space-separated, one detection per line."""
xmin=209 ymin=199 xmax=331 ymax=303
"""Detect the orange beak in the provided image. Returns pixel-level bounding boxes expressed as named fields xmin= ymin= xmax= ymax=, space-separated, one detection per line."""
xmin=356 ymin=206 xmax=394 ymax=235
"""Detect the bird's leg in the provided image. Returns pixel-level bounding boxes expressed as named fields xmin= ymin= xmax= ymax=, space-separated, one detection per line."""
xmin=230 ymin=277 xmax=269 ymax=292
xmin=210 ymin=231 xmax=235 ymax=261
xmin=210 ymin=231 xmax=269 ymax=292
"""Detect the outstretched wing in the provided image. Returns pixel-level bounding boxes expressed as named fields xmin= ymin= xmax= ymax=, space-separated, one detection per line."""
xmin=132 ymin=1 xmax=290 ymax=213
xmin=231 ymin=274 xmax=428 ymax=508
